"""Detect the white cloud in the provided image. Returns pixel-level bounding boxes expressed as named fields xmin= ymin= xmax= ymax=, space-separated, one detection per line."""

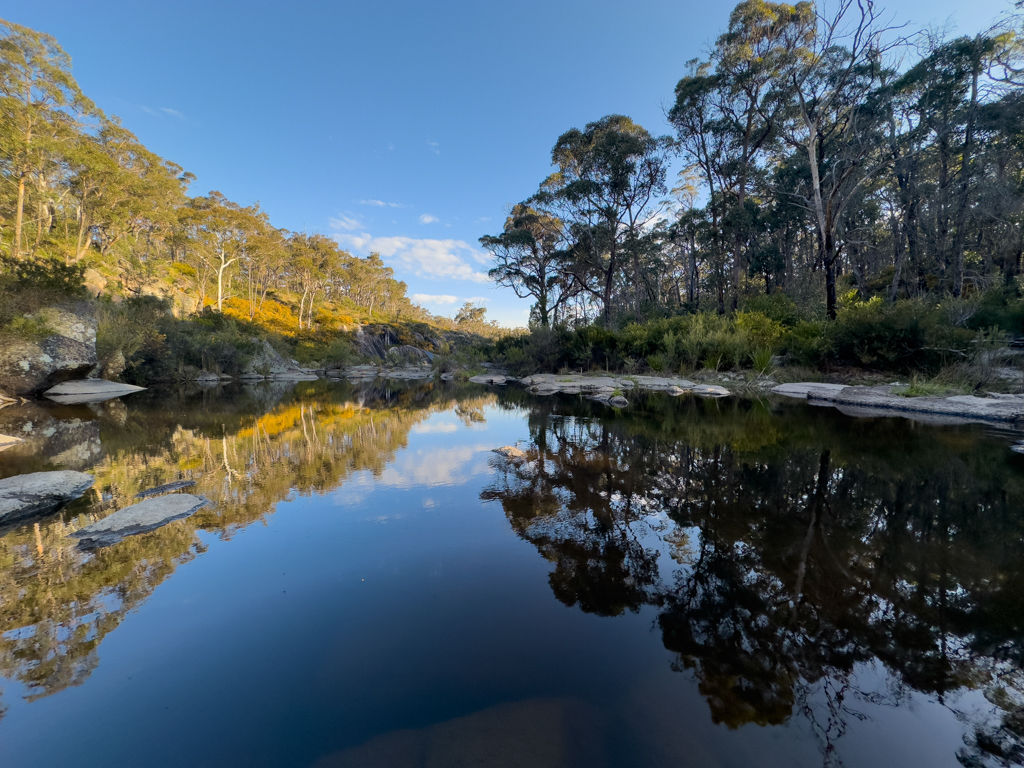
xmin=160 ymin=107 xmax=185 ymax=120
xmin=427 ymin=140 xmax=440 ymax=155
xmin=141 ymin=106 xmax=157 ymax=115
xmin=333 ymin=230 xmax=491 ymax=283
xmin=329 ymin=214 xmax=362 ymax=231
xmin=412 ymin=293 xmax=458 ymax=305
xmin=419 ymin=214 xmax=439 ymax=224
xmin=357 ymin=199 xmax=404 ymax=208
xmin=464 ymin=296 xmax=489 ymax=303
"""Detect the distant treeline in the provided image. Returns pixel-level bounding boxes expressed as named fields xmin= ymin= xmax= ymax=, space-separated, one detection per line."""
xmin=0 ymin=19 xmax=494 ymax=334
xmin=483 ymin=0 xmax=1024 ymax=325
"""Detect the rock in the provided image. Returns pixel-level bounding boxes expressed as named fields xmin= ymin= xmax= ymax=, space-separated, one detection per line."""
xmin=493 ymin=446 xmax=526 ymax=462
xmin=666 ymin=386 xmax=687 ymax=396
xmin=775 ymin=382 xmax=1024 ymax=424
xmin=382 ymin=367 xmax=434 ymax=380
xmin=440 ymin=372 xmax=456 ymax=381
xmin=135 ymin=479 xmax=197 ymax=498
xmin=0 ymin=434 xmax=23 ymax=452
xmin=608 ymin=395 xmax=630 ymax=407
xmin=1012 ymin=442 xmax=1024 ymax=455
xmin=469 ymin=374 xmax=507 ymax=385
xmin=100 ymin=349 xmax=126 ymax=379
xmin=0 ymin=301 xmax=98 ymax=395
xmin=771 ymin=382 xmax=850 ymax=399
xmin=693 ymin=385 xmax=730 ymax=397
xmin=388 ymin=345 xmax=436 ymax=363
xmin=0 ymin=471 xmax=95 ymax=526
xmin=43 ymin=378 xmax=145 ymax=405
xmin=70 ymin=493 xmax=209 ymax=548
xmin=242 ymin=339 xmax=312 ymax=379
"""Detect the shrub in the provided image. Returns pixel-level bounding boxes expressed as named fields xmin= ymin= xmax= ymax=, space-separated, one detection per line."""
xmin=783 ymin=321 xmax=834 ymax=367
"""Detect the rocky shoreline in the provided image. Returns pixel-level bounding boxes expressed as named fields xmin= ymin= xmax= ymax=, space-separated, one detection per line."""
xmin=772 ymin=382 xmax=1024 ymax=425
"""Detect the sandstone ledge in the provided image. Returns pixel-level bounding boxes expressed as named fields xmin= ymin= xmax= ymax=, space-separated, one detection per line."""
xmin=773 ymin=383 xmax=1024 ymax=424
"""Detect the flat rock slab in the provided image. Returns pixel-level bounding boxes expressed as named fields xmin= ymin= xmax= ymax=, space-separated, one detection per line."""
xmin=0 ymin=471 xmax=95 ymax=525
xmin=693 ymin=385 xmax=730 ymax=397
xmin=43 ymin=379 xmax=145 ymax=405
xmin=519 ymin=374 xmax=707 ymax=401
xmin=469 ymin=374 xmax=507 ymax=385
xmin=135 ymin=479 xmax=197 ymax=498
xmin=71 ymin=493 xmax=208 ymax=548
xmin=773 ymin=382 xmax=1024 ymax=424
xmin=772 ymin=383 xmax=850 ymax=399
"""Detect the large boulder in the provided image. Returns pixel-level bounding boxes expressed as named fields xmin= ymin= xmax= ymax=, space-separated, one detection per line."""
xmin=241 ymin=339 xmax=315 ymax=379
xmin=0 ymin=470 xmax=95 ymax=526
xmin=0 ymin=301 xmax=97 ymax=396
xmin=71 ymin=493 xmax=208 ymax=548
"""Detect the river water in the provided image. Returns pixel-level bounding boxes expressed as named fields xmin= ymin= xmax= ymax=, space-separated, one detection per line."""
xmin=0 ymin=379 xmax=1022 ymax=767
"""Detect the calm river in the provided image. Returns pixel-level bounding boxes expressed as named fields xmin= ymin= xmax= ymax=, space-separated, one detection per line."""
xmin=0 ymin=379 xmax=1022 ymax=767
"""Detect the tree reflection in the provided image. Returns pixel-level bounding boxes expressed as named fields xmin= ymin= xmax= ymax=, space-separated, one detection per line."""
xmin=484 ymin=392 xmax=1024 ymax=766
xmin=0 ymin=380 xmax=495 ymax=707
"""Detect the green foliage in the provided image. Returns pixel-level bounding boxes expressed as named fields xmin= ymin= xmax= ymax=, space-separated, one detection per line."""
xmin=741 ymin=294 xmax=802 ymax=327
xmin=782 ymin=321 xmax=835 ymax=367
xmin=831 ymin=297 xmax=972 ymax=372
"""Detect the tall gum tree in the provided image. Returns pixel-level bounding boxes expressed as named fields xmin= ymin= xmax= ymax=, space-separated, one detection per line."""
xmin=481 ymin=203 xmax=573 ymax=327
xmin=0 ymin=19 xmax=95 ymax=260
xmin=534 ymin=114 xmax=668 ymax=323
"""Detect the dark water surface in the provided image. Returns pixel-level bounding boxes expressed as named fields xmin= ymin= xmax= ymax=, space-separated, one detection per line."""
xmin=0 ymin=379 xmax=1023 ymax=767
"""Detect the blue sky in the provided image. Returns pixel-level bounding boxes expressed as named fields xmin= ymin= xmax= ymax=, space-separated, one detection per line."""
xmin=15 ymin=0 xmax=1019 ymax=327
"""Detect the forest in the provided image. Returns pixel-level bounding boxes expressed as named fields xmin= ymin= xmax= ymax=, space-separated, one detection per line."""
xmin=0 ymin=18 xmax=496 ymax=385
xmin=484 ymin=0 xmax=1024 ymax=381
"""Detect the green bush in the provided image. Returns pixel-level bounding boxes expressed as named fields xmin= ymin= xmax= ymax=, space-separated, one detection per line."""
xmin=832 ymin=297 xmax=971 ymax=372
xmin=783 ymin=320 xmax=834 ymax=367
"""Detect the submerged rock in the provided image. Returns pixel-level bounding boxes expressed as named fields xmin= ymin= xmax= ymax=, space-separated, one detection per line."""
xmin=493 ymin=446 xmax=526 ymax=462
xmin=0 ymin=471 xmax=95 ymax=526
xmin=608 ymin=395 xmax=630 ymax=407
xmin=135 ymin=479 xmax=197 ymax=498
xmin=71 ymin=493 xmax=209 ymax=548
xmin=43 ymin=378 xmax=146 ymax=405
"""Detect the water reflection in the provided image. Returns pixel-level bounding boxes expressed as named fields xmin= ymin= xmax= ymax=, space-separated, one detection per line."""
xmin=0 ymin=380 xmax=494 ymax=707
xmin=0 ymin=382 xmax=1023 ymax=767
xmin=482 ymin=392 xmax=1024 ymax=767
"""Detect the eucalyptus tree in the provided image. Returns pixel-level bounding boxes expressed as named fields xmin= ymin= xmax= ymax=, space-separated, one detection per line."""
xmin=481 ymin=203 xmax=573 ymax=327
xmin=0 ymin=18 xmax=96 ymax=260
xmin=534 ymin=114 xmax=669 ymax=323
xmin=671 ymin=0 xmax=815 ymax=309
xmin=772 ymin=0 xmax=900 ymax=318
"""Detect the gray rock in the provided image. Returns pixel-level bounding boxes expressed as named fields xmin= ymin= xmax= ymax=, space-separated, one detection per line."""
xmin=774 ymin=382 xmax=1024 ymax=424
xmin=0 ymin=471 xmax=95 ymax=525
xmin=693 ymin=385 xmax=730 ymax=397
xmin=772 ymin=382 xmax=850 ymax=399
xmin=43 ymin=378 xmax=146 ymax=405
xmin=135 ymin=479 xmax=197 ymax=498
xmin=71 ymin=493 xmax=208 ymax=548
xmin=608 ymin=395 xmax=630 ymax=407
xmin=470 ymin=374 xmax=507 ymax=385
xmin=0 ymin=301 xmax=98 ymax=395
